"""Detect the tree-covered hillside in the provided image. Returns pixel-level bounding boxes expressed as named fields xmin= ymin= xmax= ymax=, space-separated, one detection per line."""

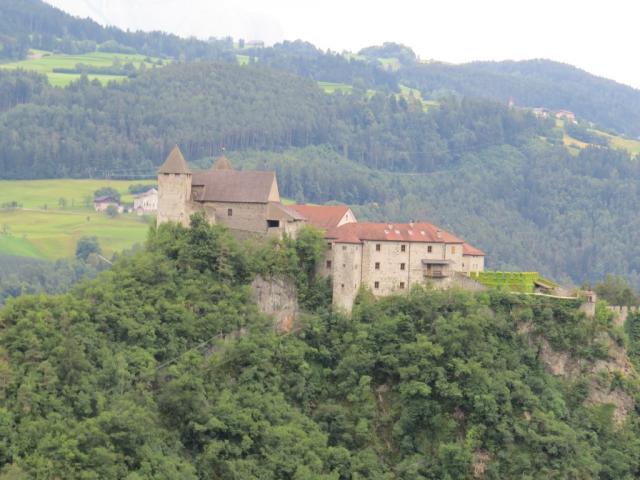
xmin=0 ymin=0 xmax=235 ymax=61
xmin=0 ymin=65 xmax=547 ymax=178
xmin=1 ymin=216 xmax=639 ymax=478
xmin=401 ymin=59 xmax=640 ymax=137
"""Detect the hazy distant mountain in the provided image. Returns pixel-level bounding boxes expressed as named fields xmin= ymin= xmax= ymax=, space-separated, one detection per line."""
xmin=401 ymin=59 xmax=640 ymax=137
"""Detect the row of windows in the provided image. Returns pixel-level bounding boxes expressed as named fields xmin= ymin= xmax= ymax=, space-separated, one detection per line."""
xmin=373 ymin=281 xmax=405 ymax=289
xmin=375 ymin=262 xmax=405 ymax=270
xmin=374 ymin=243 xmax=435 ymax=253
xmin=328 ymin=261 xmax=409 ymax=270
xmin=341 ymin=281 xmax=406 ymax=290
xmin=331 ymin=243 xmax=448 ymax=254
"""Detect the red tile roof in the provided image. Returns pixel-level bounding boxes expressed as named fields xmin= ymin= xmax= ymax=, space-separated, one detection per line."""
xmin=288 ymin=204 xmax=354 ymax=230
xmin=326 ymin=222 xmax=465 ymax=245
xmin=463 ymin=243 xmax=485 ymax=256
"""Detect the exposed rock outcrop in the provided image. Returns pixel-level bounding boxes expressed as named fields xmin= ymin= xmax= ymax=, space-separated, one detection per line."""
xmin=519 ymin=323 xmax=636 ymax=424
xmin=251 ymin=274 xmax=298 ymax=332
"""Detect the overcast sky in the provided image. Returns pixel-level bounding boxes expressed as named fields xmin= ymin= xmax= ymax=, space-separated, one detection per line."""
xmin=45 ymin=0 xmax=640 ymax=89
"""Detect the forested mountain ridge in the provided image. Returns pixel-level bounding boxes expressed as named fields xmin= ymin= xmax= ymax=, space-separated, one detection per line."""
xmin=3 ymin=1 xmax=640 ymax=138
xmin=0 ymin=0 xmax=235 ymax=61
xmin=1 ymin=215 xmax=640 ymax=478
xmin=401 ymin=59 xmax=640 ymax=138
xmin=0 ymin=63 xmax=547 ymax=178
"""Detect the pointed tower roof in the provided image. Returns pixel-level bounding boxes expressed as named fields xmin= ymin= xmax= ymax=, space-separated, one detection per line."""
xmin=211 ymin=154 xmax=233 ymax=170
xmin=158 ymin=145 xmax=191 ymax=174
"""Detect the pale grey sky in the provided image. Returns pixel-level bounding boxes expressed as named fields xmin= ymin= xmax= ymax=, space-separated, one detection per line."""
xmin=46 ymin=0 xmax=640 ymax=89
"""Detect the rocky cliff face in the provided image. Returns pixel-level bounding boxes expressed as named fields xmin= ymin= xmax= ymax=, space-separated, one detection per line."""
xmin=519 ymin=321 xmax=636 ymax=424
xmin=251 ymin=275 xmax=298 ymax=332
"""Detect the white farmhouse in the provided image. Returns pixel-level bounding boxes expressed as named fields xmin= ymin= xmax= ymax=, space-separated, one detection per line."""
xmin=133 ymin=188 xmax=158 ymax=215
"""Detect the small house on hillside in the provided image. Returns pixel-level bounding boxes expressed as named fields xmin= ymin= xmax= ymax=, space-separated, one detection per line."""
xmin=555 ymin=110 xmax=577 ymax=123
xmin=94 ymin=196 xmax=123 ymax=213
xmin=532 ymin=107 xmax=550 ymax=118
xmin=133 ymin=188 xmax=158 ymax=215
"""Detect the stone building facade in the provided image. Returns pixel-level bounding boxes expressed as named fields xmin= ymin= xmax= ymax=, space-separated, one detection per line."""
xmin=157 ymin=146 xmax=485 ymax=311
xmin=314 ymin=221 xmax=485 ymax=311
xmin=157 ymin=145 xmax=305 ymax=238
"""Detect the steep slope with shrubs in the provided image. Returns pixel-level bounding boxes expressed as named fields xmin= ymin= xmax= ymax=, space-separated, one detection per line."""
xmin=1 ymin=215 xmax=639 ymax=478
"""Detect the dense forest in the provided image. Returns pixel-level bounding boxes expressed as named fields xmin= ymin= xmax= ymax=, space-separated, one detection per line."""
xmin=1 ymin=214 xmax=640 ymax=478
xmin=0 ymin=254 xmax=98 ymax=305
xmin=3 ymin=0 xmax=640 ymax=137
xmin=0 ymin=65 xmax=548 ymax=178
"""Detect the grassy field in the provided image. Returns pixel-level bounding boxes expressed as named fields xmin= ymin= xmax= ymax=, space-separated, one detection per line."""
xmin=0 ymin=209 xmax=151 ymax=260
xmin=398 ymin=84 xmax=438 ymax=111
xmin=236 ymin=54 xmax=251 ymax=65
xmin=555 ymin=119 xmax=640 ymax=156
xmin=0 ymin=179 xmax=157 ymax=260
xmin=0 ymin=179 xmax=156 ymax=209
xmin=0 ymin=50 xmax=162 ymax=87
xmin=377 ymin=57 xmax=401 ymax=71
xmin=594 ymin=130 xmax=640 ymax=155
xmin=318 ymin=81 xmax=353 ymax=94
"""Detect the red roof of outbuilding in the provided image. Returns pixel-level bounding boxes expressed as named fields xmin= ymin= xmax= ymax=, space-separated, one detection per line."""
xmin=288 ymin=204 xmax=354 ymax=230
xmin=462 ymin=243 xmax=485 ymax=256
xmin=326 ymin=222 xmax=465 ymax=245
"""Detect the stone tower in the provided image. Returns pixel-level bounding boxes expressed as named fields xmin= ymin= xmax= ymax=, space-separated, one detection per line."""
xmin=157 ymin=145 xmax=192 ymax=226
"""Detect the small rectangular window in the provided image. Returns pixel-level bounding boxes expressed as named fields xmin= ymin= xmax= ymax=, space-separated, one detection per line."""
xmin=400 ymin=282 xmax=405 ymax=289
xmin=401 ymin=245 xmax=406 ymax=252
xmin=267 ymin=219 xmax=280 ymax=228
xmin=341 ymin=283 xmax=345 ymax=289
xmin=400 ymin=263 xmax=406 ymax=270
xmin=326 ymin=260 xmax=332 ymax=269
xmin=376 ymin=244 xmax=381 ymax=251
xmin=374 ymin=281 xmax=380 ymax=289
xmin=342 ymin=245 xmax=347 ymax=251
xmin=327 ymin=242 xmax=332 ymax=250
xmin=375 ymin=262 xmax=380 ymax=270
xmin=227 ymin=208 xmax=233 ymax=216
xmin=427 ymin=245 xmax=432 ymax=253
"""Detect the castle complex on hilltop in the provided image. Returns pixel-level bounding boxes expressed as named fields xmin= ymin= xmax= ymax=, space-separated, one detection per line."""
xmin=157 ymin=146 xmax=485 ymax=311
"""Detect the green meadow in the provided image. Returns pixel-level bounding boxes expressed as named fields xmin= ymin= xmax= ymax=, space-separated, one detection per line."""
xmin=318 ymin=81 xmax=353 ymax=94
xmin=0 ymin=50 xmax=163 ymax=87
xmin=0 ymin=179 xmax=156 ymax=260
xmin=554 ymin=119 xmax=640 ymax=156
